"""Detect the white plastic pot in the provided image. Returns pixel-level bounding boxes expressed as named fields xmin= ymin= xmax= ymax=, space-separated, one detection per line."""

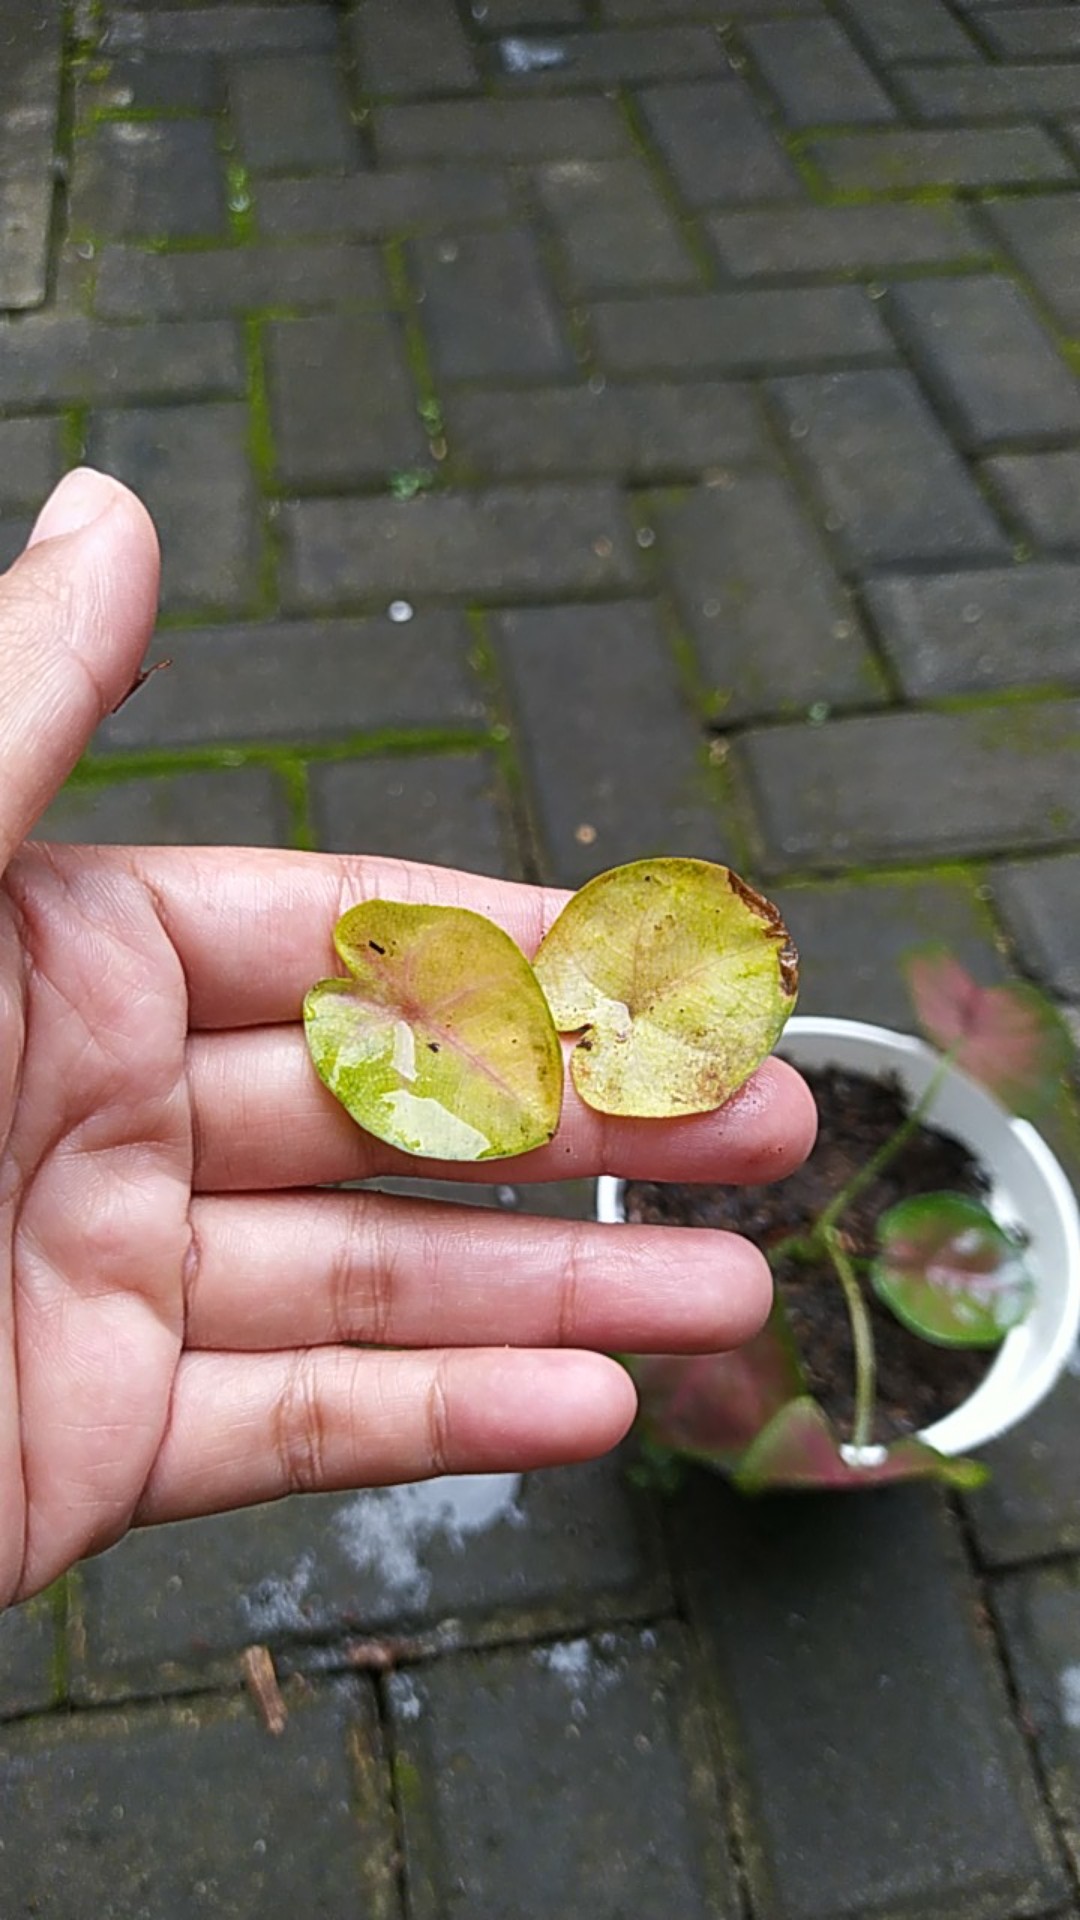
xmin=597 ymin=1015 xmax=1080 ymax=1459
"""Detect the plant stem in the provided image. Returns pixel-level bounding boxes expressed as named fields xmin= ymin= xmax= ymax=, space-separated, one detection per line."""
xmin=823 ymin=1226 xmax=876 ymax=1451
xmin=817 ymin=1052 xmax=953 ymax=1240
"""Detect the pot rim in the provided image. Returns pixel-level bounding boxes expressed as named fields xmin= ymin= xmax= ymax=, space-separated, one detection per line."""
xmin=597 ymin=1013 xmax=1080 ymax=1460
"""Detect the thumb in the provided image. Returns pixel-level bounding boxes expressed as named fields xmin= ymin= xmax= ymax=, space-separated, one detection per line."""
xmin=0 ymin=468 xmax=160 ymax=869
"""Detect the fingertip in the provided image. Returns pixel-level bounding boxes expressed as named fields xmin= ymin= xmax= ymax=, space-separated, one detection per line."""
xmin=465 ymin=1350 xmax=638 ymax=1467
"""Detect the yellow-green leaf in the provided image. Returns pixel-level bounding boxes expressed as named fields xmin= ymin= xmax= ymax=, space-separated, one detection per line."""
xmin=533 ymin=858 xmax=798 ymax=1118
xmin=304 ymin=901 xmax=564 ymax=1160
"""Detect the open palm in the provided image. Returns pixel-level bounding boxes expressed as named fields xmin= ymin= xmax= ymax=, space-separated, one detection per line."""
xmin=0 ymin=473 xmax=815 ymax=1609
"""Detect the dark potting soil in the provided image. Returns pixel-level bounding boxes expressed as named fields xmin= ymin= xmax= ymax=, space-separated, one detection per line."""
xmin=624 ymin=1064 xmax=998 ymax=1444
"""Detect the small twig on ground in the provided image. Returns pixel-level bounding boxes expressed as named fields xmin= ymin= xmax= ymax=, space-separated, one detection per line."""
xmin=241 ymin=1644 xmax=288 ymax=1736
xmin=345 ymin=1636 xmax=427 ymax=1672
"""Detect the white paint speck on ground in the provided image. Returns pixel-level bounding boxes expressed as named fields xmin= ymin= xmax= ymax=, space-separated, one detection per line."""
xmin=1060 ymin=1664 xmax=1080 ymax=1728
xmin=390 ymin=1672 xmax=424 ymax=1721
xmin=333 ymin=1474 xmax=525 ymax=1606
xmin=238 ymin=1551 xmax=317 ymax=1635
xmin=536 ymin=1636 xmax=624 ymax=1705
xmin=500 ymin=37 xmax=567 ymax=72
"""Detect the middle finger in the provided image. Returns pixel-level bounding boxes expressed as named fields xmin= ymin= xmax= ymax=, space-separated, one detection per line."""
xmin=185 ymin=1188 xmax=772 ymax=1354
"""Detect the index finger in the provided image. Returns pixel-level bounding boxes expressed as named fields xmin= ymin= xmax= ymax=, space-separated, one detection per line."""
xmin=63 ymin=844 xmax=569 ymax=1030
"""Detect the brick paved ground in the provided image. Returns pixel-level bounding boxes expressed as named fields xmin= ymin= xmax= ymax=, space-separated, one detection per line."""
xmin=2 ymin=0 xmax=1080 ymax=1914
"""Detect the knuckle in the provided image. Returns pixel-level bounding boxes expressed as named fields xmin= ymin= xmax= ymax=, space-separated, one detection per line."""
xmin=272 ymin=1352 xmax=329 ymax=1495
xmin=425 ymin=1356 xmax=453 ymax=1477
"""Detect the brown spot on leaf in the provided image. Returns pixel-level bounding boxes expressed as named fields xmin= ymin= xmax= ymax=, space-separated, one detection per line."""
xmin=727 ymin=869 xmax=799 ymax=999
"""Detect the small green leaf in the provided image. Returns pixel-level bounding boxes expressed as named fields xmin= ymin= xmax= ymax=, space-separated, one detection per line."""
xmin=733 ymin=1396 xmax=988 ymax=1492
xmin=871 ymin=1192 xmax=1036 ymax=1348
xmin=304 ymin=901 xmax=564 ymax=1161
xmin=533 ymin=858 xmax=799 ymax=1118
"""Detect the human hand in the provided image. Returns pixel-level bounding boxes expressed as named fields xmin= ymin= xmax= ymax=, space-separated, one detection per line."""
xmin=0 ymin=470 xmax=816 ymax=1607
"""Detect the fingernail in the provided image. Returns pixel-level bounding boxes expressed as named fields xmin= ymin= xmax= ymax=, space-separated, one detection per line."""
xmin=28 ymin=468 xmax=119 ymax=548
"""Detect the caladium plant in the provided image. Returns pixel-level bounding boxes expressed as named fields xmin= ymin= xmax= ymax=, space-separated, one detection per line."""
xmin=303 ymin=868 xmax=1064 ymax=1493
xmin=632 ymin=947 xmax=1070 ymax=1493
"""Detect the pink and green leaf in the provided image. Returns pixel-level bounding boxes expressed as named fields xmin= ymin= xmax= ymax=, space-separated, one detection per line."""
xmin=303 ymin=901 xmax=564 ymax=1160
xmin=870 ymin=1191 xmax=1035 ymax=1347
xmin=533 ymin=858 xmax=799 ymax=1118
xmin=630 ymin=1308 xmax=806 ymax=1468
xmin=905 ymin=948 xmax=1072 ymax=1120
xmin=733 ymin=1396 xmax=988 ymax=1493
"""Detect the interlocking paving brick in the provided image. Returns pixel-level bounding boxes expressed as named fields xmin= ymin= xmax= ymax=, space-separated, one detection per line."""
xmin=265 ymin=312 xmax=428 ymax=487
xmin=708 ymin=202 xmax=984 ymax=280
xmin=257 ymin=168 xmax=514 ymax=239
xmin=390 ymin=1627 xmax=738 ymax=1920
xmin=0 ymin=3 xmax=63 ymax=310
xmin=36 ymin=768 xmax=290 ymax=847
xmin=107 ymin=6 xmax=338 ymax=53
xmin=374 ymin=96 xmax=629 ymax=163
xmin=836 ymin=0 xmax=980 ymax=62
xmin=0 ymin=520 xmax=30 ymax=573
xmin=498 ymin=26 xmax=728 ymax=85
xmin=479 ymin=0 xmax=588 ymax=24
xmin=984 ymin=197 xmax=1080 ymax=337
xmin=736 ymin=702 xmax=1080 ymax=870
xmin=0 ymin=1680 xmax=399 ymax=1916
xmin=965 ymin=1372 xmax=1080 ymax=1565
xmin=499 ymin=26 xmax=726 ymax=84
xmin=0 ymin=1594 xmax=57 ymax=1722
xmin=809 ymin=126 xmax=1075 ymax=191
xmin=86 ymin=52 xmax=224 ymax=113
xmin=866 ymin=564 xmax=1080 ymax=696
xmin=533 ymin=158 xmax=699 ymax=293
xmin=0 ymin=316 xmax=244 ymax=406
xmin=350 ymin=0 xmax=478 ymax=96
xmin=992 ymin=853 xmax=1080 ymax=997
xmin=446 ymin=381 xmax=772 ymax=479
xmin=652 ymin=478 xmax=882 ymax=718
xmin=604 ymin=0 xmax=821 ymax=12
xmin=87 ymin=403 xmax=261 ymax=615
xmin=889 ymin=277 xmax=1080 ymax=451
xmin=772 ymin=873 xmax=1005 ymax=1027
xmin=770 ymin=370 xmax=1008 ymax=567
xmin=984 ymin=5 xmax=1080 ymax=54
xmin=73 ymin=1459 xmax=666 ymax=1697
xmin=72 ymin=119 xmax=226 ymax=241
xmin=590 ymin=287 xmax=893 ymax=375
xmin=640 ymin=80 xmax=804 ymax=207
xmin=994 ymin=1563 xmax=1080 ymax=1877
xmin=674 ymin=1478 xmax=1067 ymax=1920
xmin=410 ymin=229 xmax=572 ymax=381
xmin=984 ymin=452 xmax=1080 ymax=548
xmin=228 ymin=56 xmax=355 ymax=174
xmin=742 ymin=19 xmax=896 ymax=128
xmin=282 ymin=485 xmax=639 ymax=606
xmin=493 ymin=603 xmax=728 ymax=885
xmin=96 ymin=614 xmax=487 ymax=751
xmin=95 ymin=239 xmax=387 ymax=320
xmin=0 ymin=416 xmax=63 ymax=512
xmin=897 ymin=62 xmax=1080 ymax=121
xmin=310 ymin=752 xmax=516 ymax=875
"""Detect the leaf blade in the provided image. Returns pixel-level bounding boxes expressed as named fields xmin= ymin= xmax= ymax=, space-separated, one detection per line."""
xmin=304 ymin=901 xmax=564 ymax=1160
xmin=870 ymin=1191 xmax=1036 ymax=1348
xmin=733 ymin=1396 xmax=988 ymax=1492
xmin=534 ymin=858 xmax=798 ymax=1118
xmin=905 ymin=948 xmax=1072 ymax=1120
